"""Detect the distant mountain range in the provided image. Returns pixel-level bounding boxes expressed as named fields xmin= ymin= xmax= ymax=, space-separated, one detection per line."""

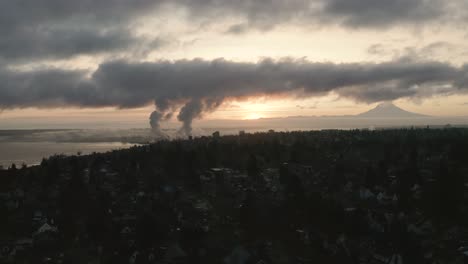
xmin=357 ymin=102 xmax=429 ymax=118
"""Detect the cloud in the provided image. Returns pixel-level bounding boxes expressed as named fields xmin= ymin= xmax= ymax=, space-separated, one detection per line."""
xmin=1 ymin=0 xmax=467 ymax=134
xmin=0 ymin=58 xmax=467 ymax=134
xmin=225 ymin=24 xmax=249 ymax=35
xmin=0 ymin=0 xmax=165 ymax=61
xmin=0 ymin=0 xmax=464 ymax=61
xmin=296 ymin=103 xmax=318 ymax=109
xmin=368 ymin=42 xmax=457 ymax=59
xmin=176 ymin=0 xmax=450 ymax=31
xmin=0 ymin=66 xmax=94 ymax=108
xmin=0 ymin=0 xmax=160 ymax=29
xmin=0 ymin=28 xmax=150 ymax=61
xmin=322 ymin=0 xmax=444 ymax=28
xmin=367 ymin=44 xmax=389 ymax=56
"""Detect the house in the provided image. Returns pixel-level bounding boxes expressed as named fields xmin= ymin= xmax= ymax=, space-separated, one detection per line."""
xmin=163 ymin=243 xmax=186 ymax=263
xmin=224 ymin=246 xmax=250 ymax=264
xmin=463 ymin=250 xmax=468 ymax=264
xmin=32 ymin=210 xmax=45 ymax=224
xmin=120 ymin=226 xmax=134 ymax=236
xmin=33 ymin=222 xmax=59 ymax=247
xmin=14 ymin=238 xmax=33 ymax=252
xmin=129 ymin=251 xmax=139 ymax=264
xmin=34 ymin=223 xmax=58 ymax=236
xmin=0 ymin=240 xmax=15 ymax=261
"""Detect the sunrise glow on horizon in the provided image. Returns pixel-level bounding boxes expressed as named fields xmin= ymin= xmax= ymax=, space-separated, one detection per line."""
xmin=1 ymin=1 xmax=468 ymax=130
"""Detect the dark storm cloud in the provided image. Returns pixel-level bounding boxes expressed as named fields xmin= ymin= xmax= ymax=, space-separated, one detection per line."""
xmin=322 ymin=0 xmax=443 ymax=28
xmin=455 ymin=65 xmax=468 ymax=89
xmin=0 ymin=0 xmax=446 ymax=30
xmin=0 ymin=0 xmax=159 ymax=29
xmin=1 ymin=58 xmax=467 ymax=134
xmin=91 ymin=58 xmax=461 ymax=106
xmin=0 ymin=0 xmax=462 ymax=61
xmin=0 ymin=67 xmax=90 ymax=108
xmin=0 ymin=28 xmax=144 ymax=61
xmin=177 ymin=0 xmax=448 ymax=30
xmin=0 ymin=0 xmax=165 ymax=61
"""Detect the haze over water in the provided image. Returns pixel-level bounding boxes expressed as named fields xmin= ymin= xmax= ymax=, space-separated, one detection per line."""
xmin=0 ymin=141 xmax=134 ymax=167
xmin=2 ymin=103 xmax=467 ymax=167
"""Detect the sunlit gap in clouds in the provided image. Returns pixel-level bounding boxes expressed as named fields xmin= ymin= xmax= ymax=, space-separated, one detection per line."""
xmin=202 ymin=94 xmax=368 ymax=121
xmin=2 ymin=91 xmax=468 ymax=130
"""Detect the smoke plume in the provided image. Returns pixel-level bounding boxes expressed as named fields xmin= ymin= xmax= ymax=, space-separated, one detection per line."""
xmin=1 ymin=58 xmax=467 ymax=136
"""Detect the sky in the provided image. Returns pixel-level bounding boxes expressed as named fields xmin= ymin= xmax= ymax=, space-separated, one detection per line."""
xmin=1 ymin=0 xmax=468 ymax=132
